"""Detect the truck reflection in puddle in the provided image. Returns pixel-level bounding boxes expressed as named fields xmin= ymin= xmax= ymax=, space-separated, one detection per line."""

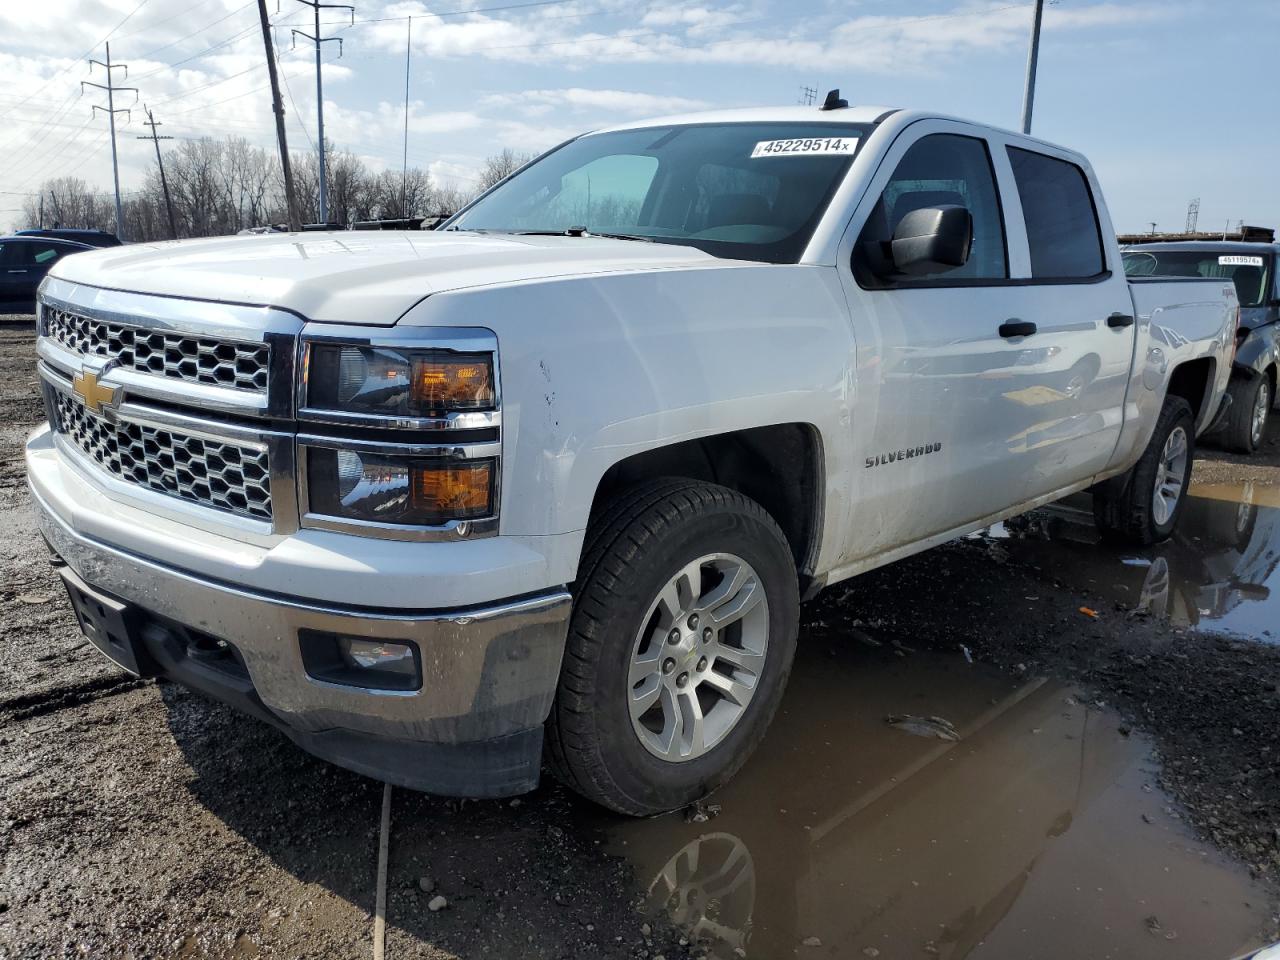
xmin=993 ymin=484 xmax=1280 ymax=640
xmin=602 ymin=651 xmax=1267 ymax=959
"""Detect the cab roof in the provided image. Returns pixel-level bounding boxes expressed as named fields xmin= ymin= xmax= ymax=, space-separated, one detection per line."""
xmin=593 ymin=104 xmax=899 ymax=134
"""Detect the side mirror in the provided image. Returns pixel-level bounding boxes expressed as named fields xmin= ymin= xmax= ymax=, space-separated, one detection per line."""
xmin=890 ymin=205 xmax=973 ymax=276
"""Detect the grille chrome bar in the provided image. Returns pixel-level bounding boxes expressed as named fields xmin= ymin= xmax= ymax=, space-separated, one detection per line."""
xmin=54 ymin=390 xmax=273 ymax=521
xmin=44 ymin=307 xmax=271 ymax=394
xmin=38 ymin=277 xmax=302 ymax=421
xmin=38 ymin=359 xmax=298 ymax=538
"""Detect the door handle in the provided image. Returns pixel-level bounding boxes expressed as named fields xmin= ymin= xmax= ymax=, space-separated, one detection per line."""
xmin=1107 ymin=312 xmax=1135 ymax=328
xmin=999 ymin=319 xmax=1037 ymax=339
xmin=6 ymin=270 xmax=27 ymax=274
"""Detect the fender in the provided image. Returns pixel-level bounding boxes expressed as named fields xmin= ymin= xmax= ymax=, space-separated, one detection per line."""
xmin=398 ymin=263 xmax=858 ymax=584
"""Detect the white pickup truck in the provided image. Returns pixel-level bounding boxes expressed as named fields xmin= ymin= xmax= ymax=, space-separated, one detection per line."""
xmin=27 ymin=103 xmax=1237 ymax=815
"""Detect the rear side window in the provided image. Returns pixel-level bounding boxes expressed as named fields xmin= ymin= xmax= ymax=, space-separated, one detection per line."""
xmin=854 ymin=133 xmax=1007 ymax=286
xmin=1007 ymin=147 xmax=1105 ymax=279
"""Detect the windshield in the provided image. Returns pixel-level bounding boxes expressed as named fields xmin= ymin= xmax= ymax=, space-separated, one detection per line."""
xmin=1123 ymin=249 xmax=1274 ymax=307
xmin=448 ymin=122 xmax=871 ymax=263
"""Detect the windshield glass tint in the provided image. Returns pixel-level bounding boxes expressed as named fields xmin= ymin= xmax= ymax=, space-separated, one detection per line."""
xmin=1123 ymin=250 xmax=1273 ymax=307
xmin=448 ymin=122 xmax=870 ymax=263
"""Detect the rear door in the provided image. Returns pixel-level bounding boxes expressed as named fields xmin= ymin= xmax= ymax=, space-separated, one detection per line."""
xmin=996 ymin=139 xmax=1136 ymax=478
xmin=6 ymin=241 xmax=74 ymax=311
xmin=0 ymin=241 xmax=30 ymax=310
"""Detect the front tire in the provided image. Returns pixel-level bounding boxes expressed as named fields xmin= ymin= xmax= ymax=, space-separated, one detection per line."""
xmin=546 ymin=479 xmax=799 ymax=816
xmin=1093 ymin=396 xmax=1195 ymax=545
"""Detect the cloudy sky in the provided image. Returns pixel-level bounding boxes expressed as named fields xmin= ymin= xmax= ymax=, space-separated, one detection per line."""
xmin=2 ymin=0 xmax=1277 ymax=233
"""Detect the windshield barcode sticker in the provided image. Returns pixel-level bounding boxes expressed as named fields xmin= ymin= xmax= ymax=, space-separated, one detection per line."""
xmin=1219 ymin=255 xmax=1264 ymax=266
xmin=751 ymin=137 xmax=859 ymax=158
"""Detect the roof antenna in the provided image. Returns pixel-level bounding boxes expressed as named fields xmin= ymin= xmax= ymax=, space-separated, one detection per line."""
xmin=820 ymin=88 xmax=848 ymax=111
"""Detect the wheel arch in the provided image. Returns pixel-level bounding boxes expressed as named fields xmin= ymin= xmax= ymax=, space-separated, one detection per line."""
xmin=1164 ymin=356 xmax=1217 ymax=432
xmin=583 ymin=423 xmax=825 ymax=589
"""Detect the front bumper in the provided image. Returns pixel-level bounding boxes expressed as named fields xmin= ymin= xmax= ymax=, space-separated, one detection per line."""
xmin=31 ymin=462 xmax=573 ymax=798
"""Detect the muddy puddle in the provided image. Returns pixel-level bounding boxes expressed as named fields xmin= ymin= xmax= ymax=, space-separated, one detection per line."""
xmin=981 ymin=483 xmax=1280 ymax=641
xmin=601 ymin=643 xmax=1270 ymax=960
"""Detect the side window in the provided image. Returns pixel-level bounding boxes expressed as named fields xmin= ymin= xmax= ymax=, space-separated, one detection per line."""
xmin=1007 ymin=147 xmax=1105 ymax=279
xmin=854 ymin=133 xmax=1007 ymax=286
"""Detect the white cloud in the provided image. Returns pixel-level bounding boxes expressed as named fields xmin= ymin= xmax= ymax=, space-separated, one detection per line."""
xmin=482 ymin=88 xmax=711 ymax=116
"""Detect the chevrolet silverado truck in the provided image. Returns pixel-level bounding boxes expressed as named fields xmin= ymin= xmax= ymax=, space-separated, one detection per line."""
xmin=26 ymin=103 xmax=1236 ymax=816
xmin=1124 ymin=241 xmax=1279 ymax=452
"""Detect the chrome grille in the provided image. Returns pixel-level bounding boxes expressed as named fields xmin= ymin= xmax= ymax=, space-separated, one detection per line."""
xmin=45 ymin=307 xmax=270 ymax=394
xmin=53 ymin=393 xmax=272 ymax=522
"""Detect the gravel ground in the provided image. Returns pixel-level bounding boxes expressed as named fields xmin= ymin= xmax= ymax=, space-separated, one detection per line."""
xmin=2 ymin=311 xmax=1280 ymax=957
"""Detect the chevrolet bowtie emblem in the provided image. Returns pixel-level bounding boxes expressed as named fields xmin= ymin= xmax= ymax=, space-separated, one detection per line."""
xmin=72 ymin=369 xmax=119 ymax=414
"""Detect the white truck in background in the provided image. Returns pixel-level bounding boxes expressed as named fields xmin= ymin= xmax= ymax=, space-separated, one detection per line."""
xmin=27 ymin=100 xmax=1235 ymax=815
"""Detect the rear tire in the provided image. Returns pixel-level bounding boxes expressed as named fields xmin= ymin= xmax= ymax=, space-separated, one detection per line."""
xmin=1093 ymin=396 xmax=1195 ymax=545
xmin=1223 ymin=373 xmax=1270 ymax=454
xmin=545 ymin=479 xmax=799 ymax=816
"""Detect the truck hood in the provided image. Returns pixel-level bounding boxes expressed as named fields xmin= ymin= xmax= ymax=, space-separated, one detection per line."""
xmin=47 ymin=230 xmax=724 ymax=325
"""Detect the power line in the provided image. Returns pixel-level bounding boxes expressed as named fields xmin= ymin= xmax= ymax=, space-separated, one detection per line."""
xmin=0 ymin=0 xmax=153 ymax=122
xmin=128 ymin=0 xmax=257 ymax=55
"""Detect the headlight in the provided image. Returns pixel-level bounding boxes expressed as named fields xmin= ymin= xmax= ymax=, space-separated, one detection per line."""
xmin=304 ymin=343 xmax=495 ymax=418
xmin=305 ymin=447 xmax=494 ymax=526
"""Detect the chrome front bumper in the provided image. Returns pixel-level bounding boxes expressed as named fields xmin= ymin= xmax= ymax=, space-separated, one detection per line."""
xmin=32 ymin=482 xmax=572 ymax=795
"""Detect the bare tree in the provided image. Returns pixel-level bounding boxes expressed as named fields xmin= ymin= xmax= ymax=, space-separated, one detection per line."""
xmin=476 ymin=148 xmax=534 ymax=193
xmin=16 ymin=135 xmax=490 ymax=239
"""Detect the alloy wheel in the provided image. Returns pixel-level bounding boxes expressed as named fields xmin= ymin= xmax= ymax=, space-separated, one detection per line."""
xmin=627 ymin=553 xmax=769 ymax=762
xmin=1151 ymin=425 xmax=1189 ymax=527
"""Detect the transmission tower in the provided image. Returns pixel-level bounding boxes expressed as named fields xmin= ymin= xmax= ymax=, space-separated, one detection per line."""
xmin=293 ymin=0 xmax=354 ymax=226
xmin=799 ymin=86 xmax=818 ymax=106
xmin=137 ymin=107 xmax=177 ymax=240
xmin=1184 ymin=197 xmax=1200 ymax=235
xmin=83 ymin=42 xmax=137 ymax=240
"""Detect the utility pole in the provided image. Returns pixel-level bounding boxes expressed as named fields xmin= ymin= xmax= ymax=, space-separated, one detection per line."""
xmin=293 ymin=0 xmax=354 ymax=226
xmin=1020 ymin=0 xmax=1045 ymax=134
xmin=799 ymin=86 xmax=817 ymax=106
xmin=83 ymin=42 xmax=137 ymax=240
xmin=258 ymin=0 xmax=300 ymax=231
xmin=401 ymin=15 xmax=411 ymax=220
xmin=137 ymin=107 xmax=178 ymax=239
xmin=38 ymin=194 xmax=43 ymax=229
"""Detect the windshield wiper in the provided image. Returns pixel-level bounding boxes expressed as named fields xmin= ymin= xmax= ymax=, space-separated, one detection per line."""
xmin=508 ymin=227 xmax=654 ymax=243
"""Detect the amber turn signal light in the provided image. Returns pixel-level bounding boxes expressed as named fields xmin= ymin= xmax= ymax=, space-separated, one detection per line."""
xmin=412 ymin=461 xmax=493 ymax=518
xmin=412 ymin=357 xmax=494 ymax=411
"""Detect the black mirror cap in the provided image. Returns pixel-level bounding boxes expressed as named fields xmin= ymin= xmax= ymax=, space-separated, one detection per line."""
xmin=890 ymin=205 xmax=973 ymax=276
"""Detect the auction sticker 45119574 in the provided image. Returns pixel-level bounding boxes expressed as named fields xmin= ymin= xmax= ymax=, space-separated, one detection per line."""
xmin=751 ymin=137 xmax=859 ymax=158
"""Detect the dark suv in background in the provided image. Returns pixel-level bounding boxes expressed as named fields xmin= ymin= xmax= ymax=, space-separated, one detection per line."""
xmin=0 ymin=236 xmax=94 ymax=313
xmin=15 ymin=228 xmax=120 ymax=249
xmin=1124 ymin=241 xmax=1279 ymax=452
